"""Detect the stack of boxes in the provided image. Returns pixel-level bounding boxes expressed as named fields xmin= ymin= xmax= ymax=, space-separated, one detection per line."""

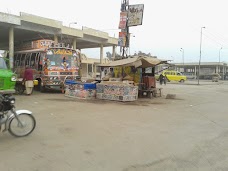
xmin=64 ymin=80 xmax=96 ymax=99
xmin=96 ymin=82 xmax=138 ymax=102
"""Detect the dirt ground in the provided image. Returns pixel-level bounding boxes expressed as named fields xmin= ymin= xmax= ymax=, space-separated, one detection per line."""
xmin=1 ymin=80 xmax=228 ymax=171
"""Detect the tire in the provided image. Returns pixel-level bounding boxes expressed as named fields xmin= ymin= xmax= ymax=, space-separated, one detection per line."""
xmin=38 ymin=81 xmax=46 ymax=92
xmin=180 ymin=79 xmax=185 ymax=83
xmin=8 ymin=114 xmax=36 ymax=137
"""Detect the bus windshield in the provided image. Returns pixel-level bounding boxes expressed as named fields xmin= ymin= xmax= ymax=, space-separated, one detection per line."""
xmin=0 ymin=57 xmax=7 ymax=69
xmin=46 ymin=48 xmax=79 ymax=69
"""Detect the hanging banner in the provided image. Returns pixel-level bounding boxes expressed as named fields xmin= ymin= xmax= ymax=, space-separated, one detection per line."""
xmin=118 ymin=12 xmax=128 ymax=29
xmin=119 ymin=31 xmax=127 ymax=38
xmin=118 ymin=37 xmax=127 ymax=47
xmin=118 ymin=32 xmax=127 ymax=47
xmin=127 ymin=4 xmax=144 ymax=27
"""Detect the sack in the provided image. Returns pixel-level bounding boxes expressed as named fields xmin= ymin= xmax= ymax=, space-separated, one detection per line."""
xmin=33 ymin=80 xmax=38 ymax=86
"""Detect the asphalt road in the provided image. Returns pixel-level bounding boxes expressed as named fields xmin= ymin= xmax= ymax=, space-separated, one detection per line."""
xmin=0 ymin=80 xmax=228 ymax=171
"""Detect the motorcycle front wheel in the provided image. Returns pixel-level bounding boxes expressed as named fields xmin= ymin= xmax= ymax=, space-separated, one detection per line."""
xmin=8 ymin=114 xmax=36 ymax=137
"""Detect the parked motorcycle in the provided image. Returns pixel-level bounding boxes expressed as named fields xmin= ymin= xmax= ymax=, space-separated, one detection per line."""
xmin=0 ymin=93 xmax=36 ymax=137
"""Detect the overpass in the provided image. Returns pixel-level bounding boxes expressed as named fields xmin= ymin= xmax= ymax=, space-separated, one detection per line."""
xmin=0 ymin=12 xmax=118 ymax=68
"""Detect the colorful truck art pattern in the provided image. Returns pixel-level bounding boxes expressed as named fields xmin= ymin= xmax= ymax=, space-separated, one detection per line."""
xmin=96 ymin=83 xmax=138 ymax=101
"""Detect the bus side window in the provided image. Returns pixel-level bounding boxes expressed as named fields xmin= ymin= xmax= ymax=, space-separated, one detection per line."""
xmin=25 ymin=53 xmax=31 ymax=67
xmin=34 ymin=53 xmax=39 ymax=70
xmin=14 ymin=53 xmax=18 ymax=68
xmin=37 ymin=53 xmax=43 ymax=71
xmin=30 ymin=53 xmax=36 ymax=68
xmin=21 ymin=54 xmax=26 ymax=67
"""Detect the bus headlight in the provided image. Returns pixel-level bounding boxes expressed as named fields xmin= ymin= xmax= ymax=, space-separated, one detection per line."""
xmin=11 ymin=75 xmax=17 ymax=81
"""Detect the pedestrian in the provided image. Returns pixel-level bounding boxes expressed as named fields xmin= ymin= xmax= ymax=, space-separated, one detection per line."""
xmin=23 ymin=65 xmax=34 ymax=95
xmin=159 ymin=74 xmax=164 ymax=85
xmin=164 ymin=75 xmax=167 ymax=85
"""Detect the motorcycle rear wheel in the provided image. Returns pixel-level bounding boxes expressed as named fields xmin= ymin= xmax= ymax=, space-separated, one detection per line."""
xmin=8 ymin=113 xmax=36 ymax=137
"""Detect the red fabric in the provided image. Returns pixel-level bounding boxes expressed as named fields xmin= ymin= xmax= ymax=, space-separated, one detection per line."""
xmin=24 ymin=68 xmax=33 ymax=81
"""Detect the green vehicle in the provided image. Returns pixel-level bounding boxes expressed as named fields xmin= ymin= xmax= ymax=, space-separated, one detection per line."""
xmin=0 ymin=56 xmax=16 ymax=93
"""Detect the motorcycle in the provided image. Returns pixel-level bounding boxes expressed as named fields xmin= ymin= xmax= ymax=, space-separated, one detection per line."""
xmin=0 ymin=93 xmax=36 ymax=137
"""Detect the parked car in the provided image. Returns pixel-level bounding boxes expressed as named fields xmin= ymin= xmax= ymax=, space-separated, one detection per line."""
xmin=212 ymin=73 xmax=221 ymax=82
xmin=184 ymin=73 xmax=195 ymax=79
xmin=156 ymin=70 xmax=187 ymax=83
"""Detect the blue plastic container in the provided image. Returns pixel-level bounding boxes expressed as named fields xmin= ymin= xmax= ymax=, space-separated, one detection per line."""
xmin=83 ymin=83 xmax=96 ymax=90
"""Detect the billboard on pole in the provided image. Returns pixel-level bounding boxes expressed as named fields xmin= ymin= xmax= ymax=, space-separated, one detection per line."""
xmin=118 ymin=12 xmax=128 ymax=29
xmin=127 ymin=4 xmax=144 ymax=27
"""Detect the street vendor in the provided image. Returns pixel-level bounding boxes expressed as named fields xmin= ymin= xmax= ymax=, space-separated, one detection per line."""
xmin=23 ymin=65 xmax=34 ymax=95
xmin=107 ymin=68 xmax=115 ymax=77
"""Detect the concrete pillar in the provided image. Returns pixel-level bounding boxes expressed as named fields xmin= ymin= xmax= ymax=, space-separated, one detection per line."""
xmin=54 ymin=35 xmax=58 ymax=44
xmin=112 ymin=46 xmax=116 ymax=61
xmin=100 ymin=44 xmax=103 ymax=64
xmin=194 ymin=66 xmax=197 ymax=79
xmin=92 ymin=64 xmax=94 ymax=78
xmin=87 ymin=63 xmax=89 ymax=78
xmin=223 ymin=65 xmax=225 ymax=80
xmin=216 ymin=66 xmax=219 ymax=73
xmin=73 ymin=38 xmax=77 ymax=49
xmin=9 ymin=27 xmax=14 ymax=69
xmin=94 ymin=64 xmax=96 ymax=77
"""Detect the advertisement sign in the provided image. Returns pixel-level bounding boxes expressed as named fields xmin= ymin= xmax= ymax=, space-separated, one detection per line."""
xmin=118 ymin=12 xmax=128 ymax=29
xmin=127 ymin=4 xmax=144 ymax=27
xmin=118 ymin=37 xmax=126 ymax=47
xmin=118 ymin=32 xmax=127 ymax=47
xmin=32 ymin=39 xmax=54 ymax=49
xmin=119 ymin=31 xmax=127 ymax=38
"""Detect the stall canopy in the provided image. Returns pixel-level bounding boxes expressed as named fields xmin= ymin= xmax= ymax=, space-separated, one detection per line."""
xmin=98 ymin=56 xmax=169 ymax=68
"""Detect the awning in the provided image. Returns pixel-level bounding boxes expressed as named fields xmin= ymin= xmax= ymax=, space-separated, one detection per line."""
xmin=98 ymin=56 xmax=168 ymax=68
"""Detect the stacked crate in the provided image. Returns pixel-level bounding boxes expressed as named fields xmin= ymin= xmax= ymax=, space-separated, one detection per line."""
xmin=64 ymin=81 xmax=96 ymax=99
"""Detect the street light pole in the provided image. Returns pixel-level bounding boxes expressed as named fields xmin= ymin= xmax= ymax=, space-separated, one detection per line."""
xmin=180 ymin=48 xmax=184 ymax=73
xmin=198 ymin=26 xmax=206 ymax=85
xmin=218 ymin=47 xmax=222 ymax=73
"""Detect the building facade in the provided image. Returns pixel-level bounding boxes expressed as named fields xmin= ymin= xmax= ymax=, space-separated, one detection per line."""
xmin=156 ymin=62 xmax=228 ymax=80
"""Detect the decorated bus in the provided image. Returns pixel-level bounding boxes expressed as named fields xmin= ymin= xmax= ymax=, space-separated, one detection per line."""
xmin=13 ymin=39 xmax=81 ymax=92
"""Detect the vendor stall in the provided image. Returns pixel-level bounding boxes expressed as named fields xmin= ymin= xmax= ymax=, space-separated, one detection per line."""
xmin=97 ymin=56 xmax=168 ymax=101
xmin=64 ymin=80 xmax=96 ymax=99
xmin=96 ymin=82 xmax=138 ymax=102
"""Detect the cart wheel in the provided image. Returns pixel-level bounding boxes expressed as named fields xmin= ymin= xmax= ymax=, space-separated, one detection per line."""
xmin=15 ymin=84 xmax=25 ymax=95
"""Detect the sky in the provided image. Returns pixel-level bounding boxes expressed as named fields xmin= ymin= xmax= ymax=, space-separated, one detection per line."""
xmin=1 ymin=0 xmax=228 ymax=63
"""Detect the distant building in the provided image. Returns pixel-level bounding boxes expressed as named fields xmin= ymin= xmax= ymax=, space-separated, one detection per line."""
xmin=155 ymin=62 xmax=228 ymax=80
xmin=80 ymin=54 xmax=110 ymax=79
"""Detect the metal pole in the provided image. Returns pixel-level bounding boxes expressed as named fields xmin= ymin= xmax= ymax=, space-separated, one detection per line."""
xmin=198 ymin=27 xmax=205 ymax=85
xmin=180 ymin=48 xmax=184 ymax=73
xmin=218 ymin=47 xmax=222 ymax=73
xmin=120 ymin=0 xmax=129 ymax=59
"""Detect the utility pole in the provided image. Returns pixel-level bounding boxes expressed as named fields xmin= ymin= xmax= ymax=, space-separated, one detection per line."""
xmin=198 ymin=26 xmax=205 ymax=85
xmin=120 ymin=0 xmax=129 ymax=59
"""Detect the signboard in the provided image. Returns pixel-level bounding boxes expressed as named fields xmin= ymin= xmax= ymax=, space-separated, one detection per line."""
xmin=118 ymin=32 xmax=127 ymax=47
xmin=119 ymin=31 xmax=127 ymax=38
xmin=118 ymin=12 xmax=128 ymax=29
xmin=127 ymin=4 xmax=144 ymax=27
xmin=32 ymin=39 xmax=54 ymax=49
xmin=47 ymin=49 xmax=73 ymax=55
